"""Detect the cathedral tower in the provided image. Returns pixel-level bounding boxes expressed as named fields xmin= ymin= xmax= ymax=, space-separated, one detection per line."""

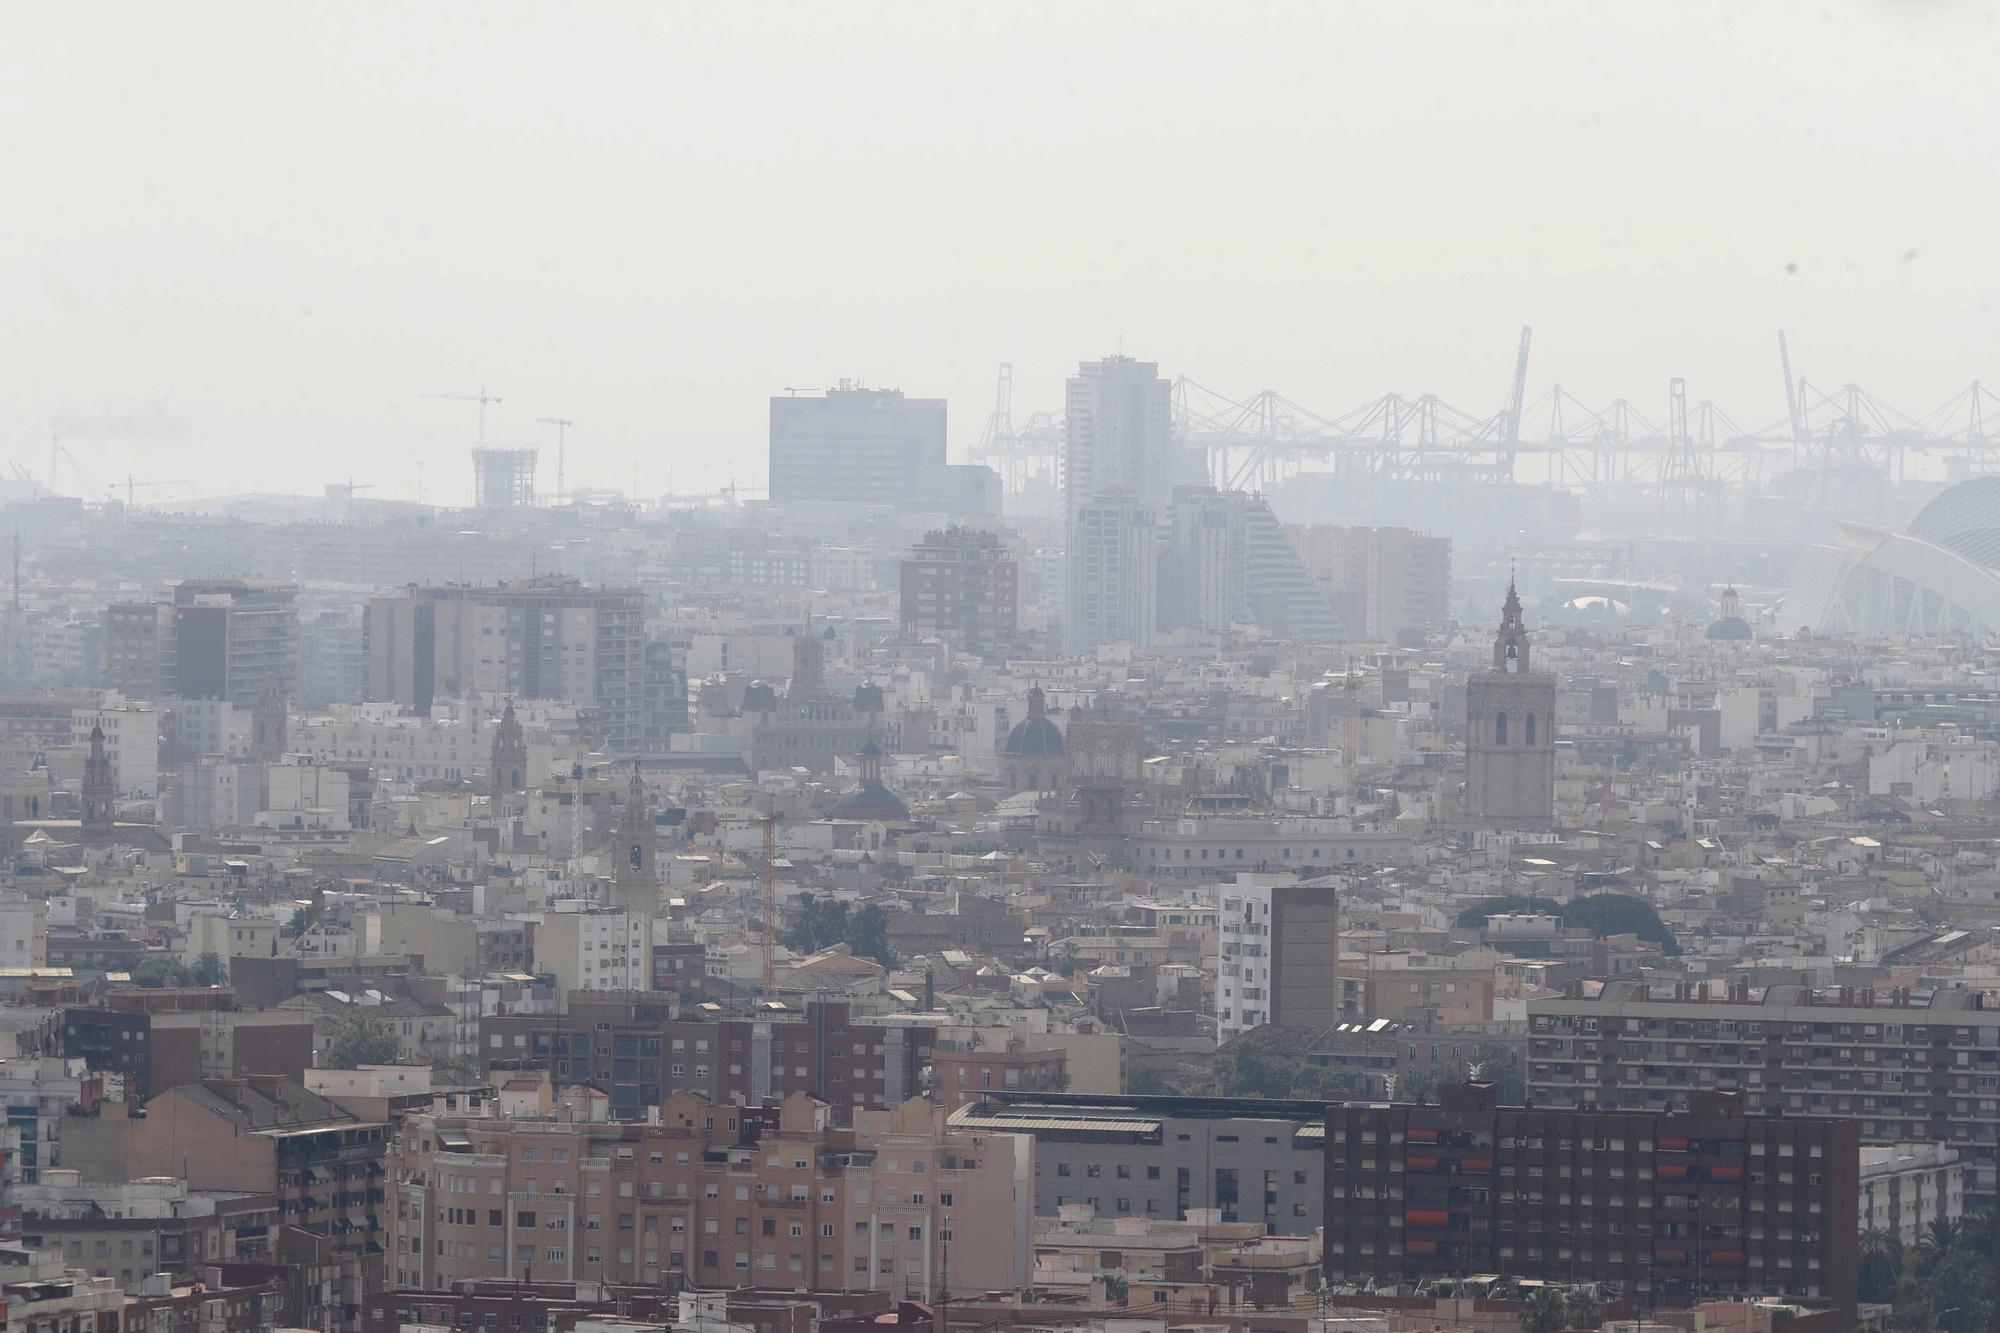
xmin=1463 ymin=581 xmax=1556 ymax=827
xmin=489 ymin=700 xmax=528 ymax=794
xmin=609 ymin=762 xmax=659 ymax=921
xmin=82 ymin=725 xmax=115 ymax=839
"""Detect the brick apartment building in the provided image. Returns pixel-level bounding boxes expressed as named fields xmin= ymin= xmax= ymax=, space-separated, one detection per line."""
xmin=1323 ymin=1082 xmax=1859 ymax=1320
xmin=107 ymin=1076 xmax=389 ymax=1332
xmin=60 ymin=989 xmax=312 ymax=1100
xmin=386 ymin=1090 xmax=1031 ymax=1300
xmin=480 ymin=998 xmax=935 ymax=1123
xmin=1528 ymin=979 xmax=2000 ymax=1203
xmin=931 ymin=1037 xmax=1067 ymax=1112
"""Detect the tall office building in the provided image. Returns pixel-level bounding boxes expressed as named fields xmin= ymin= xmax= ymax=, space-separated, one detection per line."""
xmin=1215 ymin=873 xmax=1340 ymax=1043
xmin=104 ymin=580 xmax=298 ymax=705
xmin=1062 ymin=357 xmax=1176 ymax=653
xmin=1289 ymin=524 xmax=1452 ymax=643
xmin=1160 ymin=487 xmax=1344 ymax=640
xmin=364 ymin=576 xmax=645 ymax=749
xmin=1065 ymin=496 xmax=1158 ymax=654
xmin=768 ymin=383 xmax=947 ymax=506
xmin=1061 ymin=356 xmax=1175 ymax=522
xmin=900 ymin=526 xmax=1019 ymax=657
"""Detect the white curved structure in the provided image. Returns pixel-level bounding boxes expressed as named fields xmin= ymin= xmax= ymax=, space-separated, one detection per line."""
xmin=1786 ymin=521 xmax=2000 ymax=636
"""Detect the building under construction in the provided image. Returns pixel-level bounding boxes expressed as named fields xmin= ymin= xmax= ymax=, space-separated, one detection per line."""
xmin=471 ymin=446 xmax=537 ymax=509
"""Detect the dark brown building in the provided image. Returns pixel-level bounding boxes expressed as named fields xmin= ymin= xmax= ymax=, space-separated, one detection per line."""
xmin=1323 ymin=1083 xmax=1859 ymax=1320
xmin=899 ymin=526 xmax=1018 ymax=658
xmin=61 ymin=997 xmax=313 ymax=1100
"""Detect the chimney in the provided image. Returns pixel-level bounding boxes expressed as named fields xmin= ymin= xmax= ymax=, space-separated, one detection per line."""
xmin=244 ymin=1073 xmax=288 ymax=1100
xmin=206 ymin=1077 xmax=247 ymax=1104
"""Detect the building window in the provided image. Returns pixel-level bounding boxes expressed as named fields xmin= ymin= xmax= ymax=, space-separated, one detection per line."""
xmin=1495 ymin=712 xmax=1508 ymax=745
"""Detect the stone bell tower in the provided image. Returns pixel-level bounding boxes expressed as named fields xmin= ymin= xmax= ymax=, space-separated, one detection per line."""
xmin=1463 ymin=580 xmax=1556 ymax=827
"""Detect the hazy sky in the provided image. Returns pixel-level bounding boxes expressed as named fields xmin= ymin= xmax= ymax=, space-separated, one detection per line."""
xmin=3 ymin=2 xmax=1996 ymax=505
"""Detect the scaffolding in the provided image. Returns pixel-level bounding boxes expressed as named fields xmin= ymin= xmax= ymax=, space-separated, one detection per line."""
xmin=471 ymin=447 xmax=538 ymax=508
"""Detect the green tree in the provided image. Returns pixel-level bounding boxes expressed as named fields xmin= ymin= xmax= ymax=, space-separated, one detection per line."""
xmin=1859 ymin=1227 xmax=1905 ymax=1305
xmin=321 ymin=1012 xmax=403 ymax=1069
xmin=1919 ymin=1217 xmax=1965 ymax=1276
xmin=191 ymin=951 xmax=227 ymax=987
xmin=782 ymin=894 xmax=850 ymax=955
xmin=1125 ymin=1065 xmax=1170 ymax=1096
xmin=283 ymin=901 xmax=323 ymax=938
xmin=1053 ymin=940 xmax=1083 ymax=977
xmin=1520 ymin=1287 xmax=1566 ymax=1333
xmin=848 ymin=905 xmax=895 ymax=966
xmin=130 ymin=955 xmax=194 ymax=988
xmin=1455 ymin=892 xmax=1681 ymax=956
xmin=1560 ymin=1287 xmax=1599 ymax=1331
xmin=1101 ymin=1274 xmax=1128 ymax=1306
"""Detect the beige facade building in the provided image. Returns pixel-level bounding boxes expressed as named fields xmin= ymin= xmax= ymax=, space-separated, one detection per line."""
xmin=1288 ymin=523 xmax=1451 ymax=643
xmin=387 ymin=1091 xmax=1032 ymax=1300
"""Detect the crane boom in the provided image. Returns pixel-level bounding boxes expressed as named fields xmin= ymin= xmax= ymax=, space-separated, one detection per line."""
xmin=1778 ymin=331 xmax=1804 ymax=445
xmin=1503 ymin=326 xmax=1532 ymax=466
xmin=423 ymin=387 xmax=502 ymax=446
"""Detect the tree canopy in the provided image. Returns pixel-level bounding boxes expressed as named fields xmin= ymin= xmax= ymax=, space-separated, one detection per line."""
xmin=321 ymin=1012 xmax=403 ymax=1069
xmin=1454 ymin=892 xmax=1681 ymax=956
xmin=782 ymin=894 xmax=895 ymax=967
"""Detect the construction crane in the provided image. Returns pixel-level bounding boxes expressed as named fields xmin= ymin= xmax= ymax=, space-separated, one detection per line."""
xmin=760 ymin=802 xmax=778 ymax=995
xmin=326 ymin=480 xmax=373 ymax=523
xmin=537 ymin=417 xmax=573 ymax=507
xmin=119 ymin=477 xmax=192 ymax=508
xmin=422 ymin=387 xmax=502 ymax=445
xmin=1501 ymin=325 xmax=1532 ymax=475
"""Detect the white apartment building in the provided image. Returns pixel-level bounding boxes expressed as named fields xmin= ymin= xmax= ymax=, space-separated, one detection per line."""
xmin=71 ymin=705 xmax=161 ymax=796
xmin=1860 ymin=1142 xmax=1967 ymax=1248
xmin=537 ymin=909 xmax=650 ymax=997
xmin=0 ymin=895 xmax=49 ymax=971
xmin=1216 ymin=873 xmax=1340 ymax=1044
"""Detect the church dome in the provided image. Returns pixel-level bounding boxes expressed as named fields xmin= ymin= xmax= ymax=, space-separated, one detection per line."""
xmin=829 ymin=741 xmax=910 ymax=821
xmin=853 ymin=681 xmax=886 ymax=713
xmin=741 ymin=680 xmax=779 ymax=713
xmin=1705 ymin=585 xmax=1753 ymax=640
xmin=1004 ymin=685 xmax=1065 ymax=758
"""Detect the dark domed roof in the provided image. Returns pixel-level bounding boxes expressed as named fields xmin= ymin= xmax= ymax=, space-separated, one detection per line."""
xmin=1005 ymin=716 xmax=1064 ymax=758
xmin=853 ymin=682 xmax=885 ymax=713
xmin=741 ymin=681 xmax=779 ymax=713
xmin=1705 ymin=617 xmax=1753 ymax=641
xmin=829 ymin=782 xmax=909 ymax=821
xmin=1004 ymin=684 xmax=1064 ymax=758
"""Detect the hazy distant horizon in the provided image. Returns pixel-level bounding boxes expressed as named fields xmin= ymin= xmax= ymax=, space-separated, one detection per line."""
xmin=4 ymin=1 xmax=1995 ymax=504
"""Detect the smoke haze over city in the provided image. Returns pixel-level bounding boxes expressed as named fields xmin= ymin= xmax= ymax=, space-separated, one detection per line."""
xmin=3 ymin=1 xmax=1996 ymax=500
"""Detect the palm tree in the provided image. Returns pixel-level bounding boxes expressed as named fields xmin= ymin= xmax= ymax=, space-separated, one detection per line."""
xmin=1859 ymin=1227 xmax=1905 ymax=1304
xmin=1520 ymin=1287 xmax=1566 ymax=1333
xmin=1919 ymin=1217 xmax=1964 ymax=1275
xmin=1560 ymin=1286 xmax=1600 ymax=1330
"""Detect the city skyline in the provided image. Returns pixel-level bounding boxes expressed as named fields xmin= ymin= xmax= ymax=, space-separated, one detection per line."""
xmin=3 ymin=3 xmax=1996 ymax=500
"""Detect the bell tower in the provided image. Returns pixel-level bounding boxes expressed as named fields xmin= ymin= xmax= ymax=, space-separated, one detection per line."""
xmin=1463 ymin=580 xmax=1556 ymax=828
xmin=609 ymin=762 xmax=659 ymax=921
xmin=489 ymin=700 xmax=528 ymax=794
xmin=82 ymin=725 xmax=115 ymax=840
